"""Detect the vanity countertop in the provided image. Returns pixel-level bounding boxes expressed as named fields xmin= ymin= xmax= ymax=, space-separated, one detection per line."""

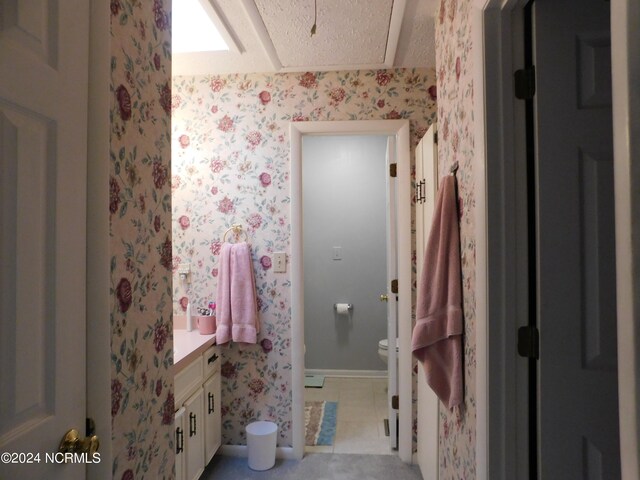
xmin=173 ymin=329 xmax=216 ymax=373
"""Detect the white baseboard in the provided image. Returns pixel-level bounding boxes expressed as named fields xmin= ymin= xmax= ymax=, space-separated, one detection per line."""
xmin=305 ymin=369 xmax=387 ymax=378
xmin=219 ymin=445 xmax=296 ymax=460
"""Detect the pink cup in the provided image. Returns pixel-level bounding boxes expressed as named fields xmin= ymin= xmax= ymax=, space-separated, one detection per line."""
xmin=197 ymin=315 xmax=216 ymax=335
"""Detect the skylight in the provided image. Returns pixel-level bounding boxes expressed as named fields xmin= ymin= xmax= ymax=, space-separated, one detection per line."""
xmin=172 ymin=0 xmax=229 ymax=53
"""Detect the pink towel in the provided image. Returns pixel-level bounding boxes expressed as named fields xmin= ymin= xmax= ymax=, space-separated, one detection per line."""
xmin=229 ymin=242 xmax=259 ymax=344
xmin=411 ymin=175 xmax=464 ymax=409
xmin=215 ymin=243 xmax=233 ymax=344
xmin=215 ymin=242 xmax=259 ymax=345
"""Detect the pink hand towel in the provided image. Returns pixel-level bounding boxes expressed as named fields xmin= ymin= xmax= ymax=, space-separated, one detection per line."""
xmin=229 ymin=242 xmax=260 ymax=344
xmin=411 ymin=175 xmax=464 ymax=409
xmin=215 ymin=242 xmax=233 ymax=345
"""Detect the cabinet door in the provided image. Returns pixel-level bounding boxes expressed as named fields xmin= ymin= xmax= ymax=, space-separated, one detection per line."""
xmin=204 ymin=372 xmax=222 ymax=463
xmin=175 ymin=407 xmax=186 ymax=480
xmin=416 ymin=122 xmax=440 ymax=480
xmin=185 ymin=388 xmax=205 ymax=480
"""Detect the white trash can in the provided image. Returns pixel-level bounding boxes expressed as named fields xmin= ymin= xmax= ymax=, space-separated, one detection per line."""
xmin=246 ymin=421 xmax=278 ymax=471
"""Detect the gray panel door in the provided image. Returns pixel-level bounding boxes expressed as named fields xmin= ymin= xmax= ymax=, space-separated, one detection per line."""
xmin=533 ymin=0 xmax=621 ymax=478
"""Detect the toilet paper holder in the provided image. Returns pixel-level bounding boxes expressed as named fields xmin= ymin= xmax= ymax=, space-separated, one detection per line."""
xmin=333 ymin=303 xmax=353 ymax=312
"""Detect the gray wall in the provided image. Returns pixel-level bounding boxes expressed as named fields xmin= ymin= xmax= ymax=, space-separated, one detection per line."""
xmin=303 ymin=135 xmax=388 ymax=371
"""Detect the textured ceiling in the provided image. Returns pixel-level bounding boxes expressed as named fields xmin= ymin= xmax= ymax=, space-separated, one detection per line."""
xmin=172 ymin=0 xmax=438 ymax=76
xmin=395 ymin=0 xmax=437 ymax=68
xmin=254 ymin=0 xmax=393 ymax=68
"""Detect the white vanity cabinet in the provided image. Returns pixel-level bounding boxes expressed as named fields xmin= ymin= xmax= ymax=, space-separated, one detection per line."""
xmin=174 ymin=343 xmax=221 ymax=480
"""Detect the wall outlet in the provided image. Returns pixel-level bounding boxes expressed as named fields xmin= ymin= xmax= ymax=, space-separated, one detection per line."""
xmin=333 ymin=246 xmax=342 ymax=260
xmin=273 ymin=252 xmax=286 ymax=273
xmin=178 ymin=263 xmax=190 ymax=283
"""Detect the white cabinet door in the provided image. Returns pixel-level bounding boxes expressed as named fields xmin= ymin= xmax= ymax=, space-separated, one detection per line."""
xmin=184 ymin=389 xmax=204 ymax=480
xmin=204 ymin=372 xmax=222 ymax=463
xmin=415 ymin=123 xmax=439 ymax=480
xmin=175 ymin=407 xmax=186 ymax=480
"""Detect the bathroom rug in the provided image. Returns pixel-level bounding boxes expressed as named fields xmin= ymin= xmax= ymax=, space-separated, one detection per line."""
xmin=304 ymin=401 xmax=338 ymax=446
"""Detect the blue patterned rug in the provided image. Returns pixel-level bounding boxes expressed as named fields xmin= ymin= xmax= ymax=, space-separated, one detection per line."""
xmin=304 ymin=401 xmax=338 ymax=446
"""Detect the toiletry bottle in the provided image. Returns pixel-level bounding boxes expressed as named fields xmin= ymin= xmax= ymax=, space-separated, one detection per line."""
xmin=186 ymin=300 xmax=193 ymax=332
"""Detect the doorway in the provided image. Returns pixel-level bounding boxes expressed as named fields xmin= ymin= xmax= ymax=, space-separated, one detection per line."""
xmin=289 ymin=120 xmax=414 ymax=462
xmin=301 ymin=134 xmax=393 ymax=455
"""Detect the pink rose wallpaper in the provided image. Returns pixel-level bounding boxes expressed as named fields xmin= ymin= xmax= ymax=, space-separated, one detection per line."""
xmin=435 ymin=0 xmax=477 ymax=478
xmin=110 ymin=0 xmax=174 ymax=477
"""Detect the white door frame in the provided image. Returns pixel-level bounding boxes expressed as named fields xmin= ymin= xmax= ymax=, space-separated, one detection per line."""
xmin=610 ymin=0 xmax=640 ymax=477
xmin=290 ymin=120 xmax=413 ymax=462
xmin=473 ymin=0 xmax=640 ymax=479
xmin=87 ymin=0 xmax=112 ymax=478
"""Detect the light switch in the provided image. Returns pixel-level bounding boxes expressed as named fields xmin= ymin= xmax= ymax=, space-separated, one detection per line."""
xmin=333 ymin=246 xmax=342 ymax=260
xmin=273 ymin=252 xmax=286 ymax=273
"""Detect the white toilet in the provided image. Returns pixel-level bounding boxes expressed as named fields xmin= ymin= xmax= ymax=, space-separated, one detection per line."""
xmin=377 ymin=338 xmax=399 ymax=364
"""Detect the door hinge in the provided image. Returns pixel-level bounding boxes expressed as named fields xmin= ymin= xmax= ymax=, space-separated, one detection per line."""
xmin=514 ymin=66 xmax=536 ymax=100
xmin=391 ymin=395 xmax=399 ymax=410
xmin=434 ymin=131 xmax=438 ymax=144
xmin=391 ymin=279 xmax=398 ymax=294
xmin=86 ymin=417 xmax=95 ymax=436
xmin=389 ymin=163 xmax=397 ymax=177
xmin=517 ymin=325 xmax=539 ymax=359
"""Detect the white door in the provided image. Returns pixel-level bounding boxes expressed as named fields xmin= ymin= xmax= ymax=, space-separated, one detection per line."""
xmin=415 ymin=124 xmax=439 ymax=479
xmin=385 ymin=136 xmax=398 ymax=450
xmin=0 ymin=2 xmax=89 ymax=479
xmin=534 ymin=0 xmax=620 ymax=477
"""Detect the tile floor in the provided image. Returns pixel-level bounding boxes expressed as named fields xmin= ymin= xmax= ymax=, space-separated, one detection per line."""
xmin=305 ymin=377 xmax=392 ymax=455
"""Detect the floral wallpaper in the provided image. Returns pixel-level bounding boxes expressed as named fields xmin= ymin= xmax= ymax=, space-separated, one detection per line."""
xmin=110 ymin=1 xmax=174 ymax=478
xmin=435 ymin=0 xmax=477 ymax=478
xmin=171 ymin=68 xmax=437 ymax=447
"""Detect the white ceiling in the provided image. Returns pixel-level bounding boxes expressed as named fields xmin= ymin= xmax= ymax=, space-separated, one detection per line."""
xmin=172 ymin=0 xmax=438 ymax=76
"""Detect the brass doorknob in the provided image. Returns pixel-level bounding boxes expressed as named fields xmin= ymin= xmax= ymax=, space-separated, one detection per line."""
xmin=59 ymin=429 xmax=100 ymax=456
xmin=380 ymin=294 xmax=388 ymax=302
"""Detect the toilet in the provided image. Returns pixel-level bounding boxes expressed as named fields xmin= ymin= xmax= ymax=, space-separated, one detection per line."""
xmin=377 ymin=338 xmax=399 ymax=364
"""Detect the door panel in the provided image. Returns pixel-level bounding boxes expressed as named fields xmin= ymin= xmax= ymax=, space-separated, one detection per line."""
xmin=0 ymin=1 xmax=88 ymax=478
xmin=533 ymin=0 xmax=620 ymax=478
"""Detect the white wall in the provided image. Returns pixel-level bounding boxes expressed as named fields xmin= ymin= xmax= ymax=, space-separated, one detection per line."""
xmin=302 ymin=135 xmax=388 ymax=371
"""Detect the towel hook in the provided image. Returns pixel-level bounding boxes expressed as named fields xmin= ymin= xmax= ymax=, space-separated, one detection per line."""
xmin=450 ymin=161 xmax=459 ymax=176
xmin=222 ymin=224 xmax=248 ymax=243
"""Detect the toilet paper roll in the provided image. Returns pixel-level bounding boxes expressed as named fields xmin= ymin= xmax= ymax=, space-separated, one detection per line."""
xmin=335 ymin=303 xmax=350 ymax=314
